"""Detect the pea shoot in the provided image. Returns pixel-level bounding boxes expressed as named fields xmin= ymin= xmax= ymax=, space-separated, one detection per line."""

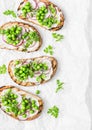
xmin=52 ymin=33 xmax=64 ymax=42
xmin=56 ymin=80 xmax=64 ymax=93
xmin=44 ymin=45 xmax=54 ymax=55
xmin=0 ymin=64 xmax=7 ymax=74
xmin=3 ymin=10 xmax=17 ymax=18
xmin=47 ymin=106 xmax=59 ymax=118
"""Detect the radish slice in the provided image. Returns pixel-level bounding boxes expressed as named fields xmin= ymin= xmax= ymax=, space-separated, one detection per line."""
xmin=16 ymin=40 xmax=24 ymax=47
xmin=22 ymin=59 xmax=32 ymax=65
xmin=34 ymin=71 xmax=42 ymax=77
xmin=43 ymin=68 xmax=51 ymax=74
xmin=45 ymin=10 xmax=51 ymax=18
xmin=31 ymin=0 xmax=38 ymax=9
xmin=2 ymin=35 xmax=7 ymax=43
xmin=29 ymin=42 xmax=37 ymax=48
xmin=27 ymin=13 xmax=37 ymax=20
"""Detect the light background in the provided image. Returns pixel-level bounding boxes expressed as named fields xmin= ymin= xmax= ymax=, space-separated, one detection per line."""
xmin=0 ymin=0 xmax=91 ymax=130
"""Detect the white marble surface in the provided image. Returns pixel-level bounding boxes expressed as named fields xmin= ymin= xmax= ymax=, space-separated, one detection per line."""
xmin=0 ymin=0 xmax=91 ymax=130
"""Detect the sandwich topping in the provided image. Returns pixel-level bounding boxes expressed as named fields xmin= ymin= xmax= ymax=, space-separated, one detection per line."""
xmin=18 ymin=1 xmax=62 ymax=29
xmin=0 ymin=88 xmax=40 ymax=120
xmin=0 ymin=23 xmax=40 ymax=52
xmin=11 ymin=57 xmax=53 ymax=84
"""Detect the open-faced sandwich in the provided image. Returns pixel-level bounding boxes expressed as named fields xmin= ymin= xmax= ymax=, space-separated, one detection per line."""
xmin=0 ymin=86 xmax=43 ymax=121
xmin=0 ymin=22 xmax=42 ymax=52
xmin=17 ymin=0 xmax=64 ymax=31
xmin=8 ymin=56 xmax=57 ymax=86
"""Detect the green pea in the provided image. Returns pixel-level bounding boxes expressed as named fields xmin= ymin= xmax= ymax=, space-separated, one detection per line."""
xmin=11 ymin=27 xmax=15 ymax=32
xmin=24 ymin=99 xmax=29 ymax=103
xmin=38 ymin=20 xmax=42 ymax=23
xmin=44 ymin=9 xmax=48 ymax=13
xmin=17 ymin=27 xmax=22 ymax=31
xmin=22 ymin=114 xmax=27 ymax=118
xmin=7 ymin=89 xmax=12 ymax=93
xmin=22 ymin=7 xmax=25 ymax=10
xmin=36 ymin=90 xmax=40 ymax=95
xmin=8 ymin=99 xmax=11 ymax=103
xmin=11 ymin=34 xmax=15 ymax=38
xmin=5 ymin=29 xmax=10 ymax=34
xmin=22 ymin=102 xmax=26 ymax=106
xmin=25 ymin=2 xmax=30 ymax=6
xmin=22 ymin=9 xmax=27 ymax=13
xmin=15 ymin=60 xmax=20 ymax=65
xmin=32 ymin=104 xmax=35 ymax=108
xmin=15 ymin=40 xmax=19 ymax=44
xmin=7 ymin=34 xmax=12 ymax=38
xmin=30 ymin=110 xmax=34 ymax=114
xmin=20 ymin=109 xmax=25 ymax=114
xmin=31 ymin=100 xmax=36 ymax=104
xmin=16 ymin=30 xmax=20 ymax=34
xmin=25 ymin=5 xmax=30 ymax=10
xmin=36 ymin=76 xmax=42 ymax=82
xmin=10 ymin=93 xmax=14 ymax=97
xmin=34 ymin=106 xmax=39 ymax=110
xmin=26 ymin=105 xmax=31 ymax=109
xmin=27 ymin=9 xmax=31 ymax=13
xmin=39 ymin=10 xmax=43 ymax=14
xmin=40 ymin=16 xmax=44 ymax=20
xmin=48 ymin=24 xmax=51 ymax=28
xmin=18 ymin=111 xmax=21 ymax=115
xmin=6 ymin=108 xmax=10 ymax=112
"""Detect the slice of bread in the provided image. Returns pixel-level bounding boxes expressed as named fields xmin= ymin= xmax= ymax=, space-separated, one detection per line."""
xmin=17 ymin=0 xmax=64 ymax=31
xmin=0 ymin=86 xmax=43 ymax=121
xmin=8 ymin=56 xmax=57 ymax=86
xmin=0 ymin=22 xmax=42 ymax=53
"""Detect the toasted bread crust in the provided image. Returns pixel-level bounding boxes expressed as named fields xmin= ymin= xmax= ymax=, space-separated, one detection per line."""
xmin=0 ymin=21 xmax=42 ymax=53
xmin=0 ymin=86 xmax=43 ymax=121
xmin=17 ymin=0 xmax=64 ymax=31
xmin=8 ymin=56 xmax=57 ymax=86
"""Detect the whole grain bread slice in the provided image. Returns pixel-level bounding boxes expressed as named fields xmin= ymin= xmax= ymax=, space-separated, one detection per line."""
xmin=17 ymin=0 xmax=64 ymax=31
xmin=0 ymin=21 xmax=42 ymax=53
xmin=8 ymin=56 xmax=57 ymax=86
xmin=0 ymin=86 xmax=43 ymax=121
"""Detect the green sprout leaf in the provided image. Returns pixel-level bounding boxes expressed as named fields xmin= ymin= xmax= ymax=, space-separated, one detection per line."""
xmin=0 ymin=64 xmax=7 ymax=74
xmin=56 ymin=80 xmax=64 ymax=93
xmin=3 ymin=10 xmax=17 ymax=18
xmin=47 ymin=106 xmax=59 ymax=118
xmin=52 ymin=33 xmax=64 ymax=42
xmin=44 ymin=45 xmax=54 ymax=55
